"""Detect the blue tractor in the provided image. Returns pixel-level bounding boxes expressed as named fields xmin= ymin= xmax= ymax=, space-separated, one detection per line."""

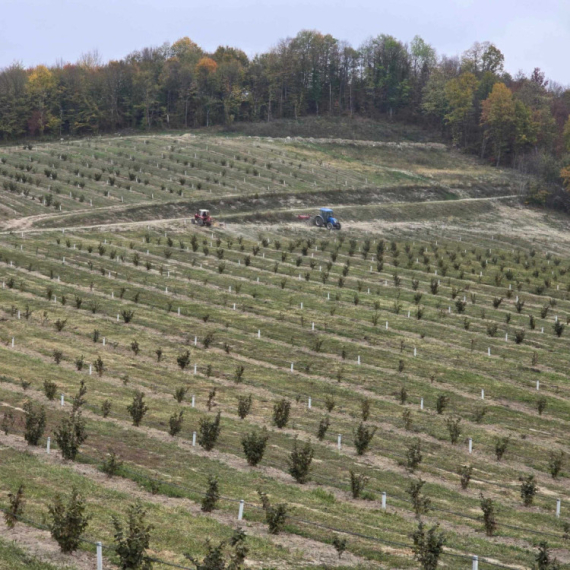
xmin=313 ymin=208 xmax=341 ymax=230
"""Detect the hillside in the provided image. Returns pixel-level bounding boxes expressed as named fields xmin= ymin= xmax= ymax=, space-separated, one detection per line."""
xmin=1 ymin=126 xmax=570 ymax=570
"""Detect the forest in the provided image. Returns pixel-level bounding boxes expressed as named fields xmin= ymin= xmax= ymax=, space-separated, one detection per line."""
xmin=1 ymin=30 xmax=569 ymax=195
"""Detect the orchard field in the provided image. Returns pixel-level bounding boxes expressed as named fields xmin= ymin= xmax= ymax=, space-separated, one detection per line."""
xmin=1 ymin=127 xmax=570 ymax=570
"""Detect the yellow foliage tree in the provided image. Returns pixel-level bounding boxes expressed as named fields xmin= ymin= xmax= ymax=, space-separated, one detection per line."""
xmin=480 ymin=82 xmax=515 ymax=166
xmin=444 ymin=72 xmax=478 ymax=147
xmin=26 ymin=65 xmax=60 ymax=135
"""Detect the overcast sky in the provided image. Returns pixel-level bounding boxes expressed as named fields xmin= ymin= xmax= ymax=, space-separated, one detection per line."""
xmin=1 ymin=0 xmax=569 ymax=85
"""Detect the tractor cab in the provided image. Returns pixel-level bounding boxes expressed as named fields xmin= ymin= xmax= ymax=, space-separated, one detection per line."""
xmin=314 ymin=208 xmax=341 ymax=230
xmin=192 ymin=209 xmax=212 ymax=226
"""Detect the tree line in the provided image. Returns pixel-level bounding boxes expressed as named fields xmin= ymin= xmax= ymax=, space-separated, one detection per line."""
xmin=1 ymin=31 xmax=569 ymax=190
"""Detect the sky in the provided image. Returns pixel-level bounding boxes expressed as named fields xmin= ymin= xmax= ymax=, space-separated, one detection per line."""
xmin=1 ymin=0 xmax=569 ymax=85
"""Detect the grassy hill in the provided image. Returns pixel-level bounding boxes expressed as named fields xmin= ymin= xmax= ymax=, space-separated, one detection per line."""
xmin=1 ymin=121 xmax=570 ymax=570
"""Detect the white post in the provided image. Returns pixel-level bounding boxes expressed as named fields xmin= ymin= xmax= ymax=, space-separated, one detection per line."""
xmin=308 ymin=397 xmax=312 ymax=409
xmin=386 ymin=321 xmax=389 ymax=330
xmin=103 ymin=337 xmax=106 ymax=346
xmin=11 ymin=337 xmax=14 ymax=348
xmin=194 ymin=336 xmax=197 ymax=346
xmin=192 ymin=431 xmax=197 ymax=446
xmin=505 ymin=333 xmax=508 ymax=341
xmin=337 ymin=434 xmax=342 ymax=450
xmin=300 ymin=302 xmax=303 ymax=309
xmin=312 ymin=322 xmax=315 ymax=331
xmin=536 ymin=380 xmax=540 ymax=390
xmin=238 ymin=500 xmax=244 ymax=520
xmin=96 ymin=542 xmax=103 ymax=570
xmin=257 ymin=329 xmax=261 ymax=339
xmin=191 ymin=395 xmax=195 ymax=408
xmin=420 ymin=398 xmax=424 ymax=410
xmin=89 ymin=364 xmax=92 ymax=375
xmin=472 ymin=555 xmax=478 ymax=570
xmin=381 ymin=492 xmax=387 ymax=510
xmin=556 ymin=498 xmax=561 ymax=518
xmin=117 ymin=314 xmax=120 ymax=321
xmin=290 ymin=363 xmax=294 ymax=372
xmin=46 ymin=437 xmax=51 ymax=454
xmin=413 ymin=347 xmax=417 ymax=357
xmin=481 ymin=389 xmax=485 ymax=400
xmin=193 ymin=364 xmax=197 ymax=375
xmin=233 ymin=303 xmax=236 ymax=310
xmin=357 ymin=355 xmax=361 ymax=365
xmin=178 ymin=307 xmax=181 ymax=316
xmin=60 ymin=394 xmax=64 ymax=406
xmin=487 ymin=347 xmax=491 ymax=356
xmin=468 ymin=438 xmax=473 ymax=453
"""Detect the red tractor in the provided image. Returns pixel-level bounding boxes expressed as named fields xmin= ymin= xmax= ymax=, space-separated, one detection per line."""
xmin=192 ymin=209 xmax=212 ymax=227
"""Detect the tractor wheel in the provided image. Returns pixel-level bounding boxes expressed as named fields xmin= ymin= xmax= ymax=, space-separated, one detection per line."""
xmin=326 ymin=222 xmax=334 ymax=230
xmin=197 ymin=218 xmax=204 ymax=226
xmin=191 ymin=218 xmax=196 ymax=224
xmin=335 ymin=222 xmax=342 ymax=230
xmin=315 ymin=216 xmax=324 ymax=227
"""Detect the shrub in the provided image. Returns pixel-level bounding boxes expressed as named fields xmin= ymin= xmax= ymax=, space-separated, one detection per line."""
xmin=515 ymin=298 xmax=525 ymax=313
xmin=198 ymin=411 xmax=222 ymax=451
xmin=398 ymin=386 xmax=408 ymax=404
xmin=349 ymin=470 xmax=369 ymax=499
xmin=112 ymin=501 xmax=153 ymax=570
xmin=445 ymin=417 xmax=461 ymax=444
xmin=127 ymin=390 xmax=149 ymax=426
xmin=101 ymin=449 xmax=123 ymax=477
xmin=273 ymin=399 xmax=291 ymax=428
xmin=101 ymin=400 xmax=112 ymax=418
xmin=480 ymin=494 xmax=497 ymax=536
xmin=174 ymin=386 xmax=187 ymax=403
xmin=534 ymin=541 xmax=561 ymax=570
xmin=553 ymin=321 xmax=565 ymax=337
xmin=360 ymin=398 xmax=371 ymax=421
xmin=168 ymin=410 xmax=184 ymax=436
xmin=44 ymin=379 xmax=58 ymax=400
xmin=514 ymin=329 xmax=525 ymax=344
xmin=1 ymin=410 xmax=14 ymax=435
xmin=317 ymin=415 xmax=330 ymax=441
xmin=201 ymin=475 xmax=220 ymax=512
xmin=406 ymin=439 xmax=423 ymax=471
xmin=47 ymin=487 xmax=91 ymax=553
xmin=288 ymin=438 xmax=314 ymax=483
xmin=234 ymin=365 xmax=245 ymax=383
xmin=207 ymin=388 xmax=217 ymax=410
xmin=495 ymin=436 xmax=510 ymax=460
xmin=130 ymin=340 xmax=140 ymax=356
xmin=492 ymin=297 xmax=503 ymax=308
xmin=402 ymin=408 xmax=413 ymax=430
xmin=122 ymin=309 xmax=135 ymax=323
xmin=242 ymin=428 xmax=269 ymax=466
xmin=185 ymin=530 xmax=248 ymax=569
xmin=23 ymin=400 xmax=46 ymax=445
xmin=473 ymin=406 xmax=488 ymax=424
xmin=435 ymin=394 xmax=449 ymax=414
xmin=459 ymin=464 xmax=473 ymax=489
xmin=177 ymin=350 xmax=191 ymax=370
xmin=407 ymin=479 xmax=431 ymax=517
xmin=4 ymin=484 xmax=25 ymax=529
xmin=324 ymin=395 xmax=336 ymax=412
xmin=259 ymin=491 xmax=288 ymax=535
xmin=537 ymin=396 xmax=548 ymax=415
xmin=237 ymin=394 xmax=252 ymax=419
xmin=54 ymin=318 xmax=67 ymax=332
xmin=54 ymin=410 xmax=87 ymax=460
xmin=203 ymin=331 xmax=215 ymax=348
xmin=94 ymin=355 xmax=105 ymax=376
xmin=548 ymin=451 xmax=564 ymax=479
xmin=486 ymin=322 xmax=498 ymax=337
xmin=332 ymin=535 xmax=348 ymax=559
xmin=520 ymin=474 xmax=538 ymax=506
xmin=411 ymin=522 xmax=445 ymax=570
xmin=353 ymin=422 xmax=376 ymax=455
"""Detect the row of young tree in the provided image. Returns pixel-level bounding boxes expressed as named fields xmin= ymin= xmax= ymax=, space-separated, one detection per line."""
xmin=1 ymin=33 xmax=569 ymax=164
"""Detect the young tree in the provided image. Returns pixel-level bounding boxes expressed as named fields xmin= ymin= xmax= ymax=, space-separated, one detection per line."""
xmin=241 ymin=428 xmax=269 ymax=466
xmin=54 ymin=410 xmax=87 ymax=460
xmin=127 ymin=391 xmax=149 ymax=427
xmin=288 ymin=438 xmax=314 ymax=483
xmin=4 ymin=484 xmax=25 ymax=529
xmin=23 ymin=400 xmax=46 ymax=446
xmin=47 ymin=487 xmax=91 ymax=553
xmin=198 ymin=411 xmax=222 ymax=451
xmin=411 ymin=522 xmax=445 ymax=570
xmin=113 ymin=501 xmax=153 ymax=570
